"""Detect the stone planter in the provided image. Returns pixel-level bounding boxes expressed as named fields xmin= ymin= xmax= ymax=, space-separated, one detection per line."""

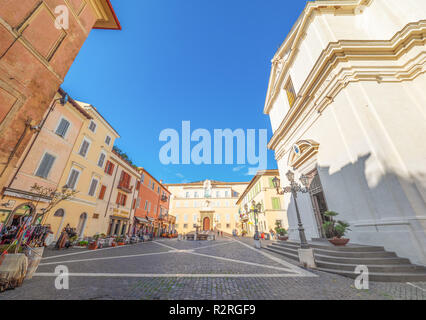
xmin=0 ymin=253 xmax=28 ymax=292
xmin=328 ymin=237 xmax=350 ymax=246
xmin=25 ymin=247 xmax=44 ymax=280
xmin=278 ymin=235 xmax=289 ymax=241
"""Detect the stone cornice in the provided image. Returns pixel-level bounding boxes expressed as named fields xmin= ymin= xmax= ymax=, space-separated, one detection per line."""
xmin=268 ymin=20 xmax=426 ymax=152
xmin=264 ymin=0 xmax=372 ymax=114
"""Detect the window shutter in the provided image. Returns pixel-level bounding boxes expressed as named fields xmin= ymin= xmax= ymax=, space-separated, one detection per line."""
xmin=35 ymin=153 xmax=55 ymax=179
xmin=105 ymin=136 xmax=111 ymax=145
xmin=67 ymin=169 xmax=79 ymax=189
xmin=132 ymin=199 xmax=136 ymax=209
xmin=98 ymin=153 xmax=106 ymax=167
xmin=56 ymin=119 xmax=70 ymax=137
xmin=99 ymin=185 xmax=107 ymax=200
xmin=79 ymin=140 xmax=89 ymax=157
xmin=116 ymin=193 xmax=121 ymax=204
xmin=89 ymin=121 xmax=97 ymax=132
xmin=88 ymin=179 xmax=98 ymax=196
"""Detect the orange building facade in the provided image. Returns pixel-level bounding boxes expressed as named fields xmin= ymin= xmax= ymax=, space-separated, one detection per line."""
xmin=0 ymin=0 xmax=120 ymax=200
xmin=133 ymin=168 xmax=172 ymax=237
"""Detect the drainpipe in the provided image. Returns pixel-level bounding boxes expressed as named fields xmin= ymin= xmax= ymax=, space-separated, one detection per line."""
xmin=2 ymin=95 xmax=67 ymax=194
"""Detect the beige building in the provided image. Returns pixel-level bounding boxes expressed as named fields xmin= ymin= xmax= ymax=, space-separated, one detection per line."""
xmin=236 ymin=170 xmax=288 ymax=237
xmin=45 ymin=100 xmax=119 ymax=239
xmin=166 ymin=180 xmax=248 ymax=235
xmin=264 ymin=0 xmax=426 ymax=265
xmin=0 ymin=90 xmax=91 ymax=233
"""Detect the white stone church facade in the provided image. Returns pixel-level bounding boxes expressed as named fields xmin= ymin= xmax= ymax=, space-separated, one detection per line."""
xmin=264 ymin=0 xmax=426 ymax=265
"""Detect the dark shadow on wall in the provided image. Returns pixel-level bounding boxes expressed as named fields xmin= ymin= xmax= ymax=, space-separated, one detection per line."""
xmin=285 ymin=152 xmax=426 ymax=265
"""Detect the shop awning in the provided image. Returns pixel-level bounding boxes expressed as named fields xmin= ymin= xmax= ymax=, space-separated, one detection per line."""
xmin=135 ymin=217 xmax=149 ymax=223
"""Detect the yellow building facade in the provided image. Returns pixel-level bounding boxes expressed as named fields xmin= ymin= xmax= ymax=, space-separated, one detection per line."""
xmin=44 ymin=101 xmax=119 ymax=239
xmin=236 ymin=170 xmax=288 ymax=237
xmin=166 ymin=180 xmax=248 ymax=235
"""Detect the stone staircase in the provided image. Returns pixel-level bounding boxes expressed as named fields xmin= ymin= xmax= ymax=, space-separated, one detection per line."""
xmin=265 ymin=240 xmax=426 ymax=282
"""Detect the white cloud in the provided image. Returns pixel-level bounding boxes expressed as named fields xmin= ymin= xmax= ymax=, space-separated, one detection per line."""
xmin=232 ymin=165 xmax=246 ymax=172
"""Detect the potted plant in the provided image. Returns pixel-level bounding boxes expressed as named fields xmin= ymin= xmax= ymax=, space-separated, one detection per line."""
xmin=275 ymin=221 xmax=288 ymax=241
xmin=276 ymin=228 xmax=288 ymax=241
xmin=322 ymin=211 xmax=351 ymax=246
xmin=116 ymin=236 xmax=125 ymax=246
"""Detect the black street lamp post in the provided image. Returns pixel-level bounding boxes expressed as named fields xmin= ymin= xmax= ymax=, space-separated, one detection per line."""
xmin=244 ymin=200 xmax=262 ymax=248
xmin=272 ymin=171 xmax=311 ymax=249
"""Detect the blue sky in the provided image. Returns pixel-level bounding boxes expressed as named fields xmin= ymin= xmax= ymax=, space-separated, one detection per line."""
xmin=62 ymin=0 xmax=307 ymax=184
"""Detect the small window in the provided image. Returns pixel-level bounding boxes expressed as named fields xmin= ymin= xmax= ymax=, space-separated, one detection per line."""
xmin=183 ymin=224 xmax=188 ymax=229
xmin=55 ymin=118 xmax=70 ymax=138
xmin=78 ymin=139 xmax=90 ymax=157
xmin=88 ymin=178 xmax=99 ymax=197
xmin=98 ymin=152 xmax=106 ymax=168
xmin=105 ymin=161 xmax=115 ymax=175
xmin=226 ymin=224 xmax=230 ymax=229
xmin=285 ymin=77 xmax=296 ymax=108
xmin=88 ymin=121 xmax=97 ymax=133
xmin=141 ymin=173 xmax=145 ymax=183
xmin=66 ymin=168 xmax=80 ymax=190
xmin=105 ymin=135 xmax=111 ymax=146
xmin=35 ymin=153 xmax=56 ymax=179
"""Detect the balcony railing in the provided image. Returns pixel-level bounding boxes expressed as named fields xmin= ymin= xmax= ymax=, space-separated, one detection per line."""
xmin=117 ymin=184 xmax=133 ymax=194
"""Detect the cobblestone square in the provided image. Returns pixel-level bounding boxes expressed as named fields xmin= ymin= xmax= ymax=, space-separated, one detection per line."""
xmin=0 ymin=238 xmax=424 ymax=300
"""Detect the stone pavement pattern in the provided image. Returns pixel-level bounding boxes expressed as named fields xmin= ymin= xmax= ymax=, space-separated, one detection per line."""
xmin=0 ymin=237 xmax=424 ymax=300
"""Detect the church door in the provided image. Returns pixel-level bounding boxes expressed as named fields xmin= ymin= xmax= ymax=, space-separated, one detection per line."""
xmin=203 ymin=217 xmax=210 ymax=231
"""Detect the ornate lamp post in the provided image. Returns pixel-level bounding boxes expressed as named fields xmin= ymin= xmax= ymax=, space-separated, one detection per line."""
xmin=244 ymin=200 xmax=262 ymax=248
xmin=272 ymin=171 xmax=311 ymax=249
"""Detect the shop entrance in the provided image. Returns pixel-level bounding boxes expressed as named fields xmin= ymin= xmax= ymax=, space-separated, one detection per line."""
xmin=7 ymin=203 xmax=35 ymax=227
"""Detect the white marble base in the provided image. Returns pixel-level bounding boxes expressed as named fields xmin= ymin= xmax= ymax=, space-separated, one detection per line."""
xmin=298 ymin=248 xmax=317 ymax=269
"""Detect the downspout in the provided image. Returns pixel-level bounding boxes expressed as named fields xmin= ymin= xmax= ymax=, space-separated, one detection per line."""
xmin=2 ymin=97 xmax=65 ymax=193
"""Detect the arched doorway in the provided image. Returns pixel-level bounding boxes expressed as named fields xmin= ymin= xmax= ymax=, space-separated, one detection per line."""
xmin=203 ymin=217 xmax=210 ymax=231
xmin=6 ymin=202 xmax=35 ymax=227
xmin=77 ymin=213 xmax=88 ymax=239
xmin=53 ymin=209 xmax=66 ymax=240
xmin=308 ymin=170 xmax=329 ymax=238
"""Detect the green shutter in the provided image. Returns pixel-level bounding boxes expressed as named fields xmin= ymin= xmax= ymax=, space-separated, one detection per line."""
xmin=272 ymin=197 xmax=281 ymax=210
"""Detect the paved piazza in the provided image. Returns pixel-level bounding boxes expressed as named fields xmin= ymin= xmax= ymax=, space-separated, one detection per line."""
xmin=0 ymin=238 xmax=425 ymax=300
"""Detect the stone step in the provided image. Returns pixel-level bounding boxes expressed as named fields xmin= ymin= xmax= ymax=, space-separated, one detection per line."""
xmin=264 ymin=246 xmax=299 ymax=261
xmin=271 ymin=242 xmax=398 ymax=259
xmin=316 ymin=267 xmax=426 ymax=282
xmin=268 ymin=244 xmax=299 ymax=255
xmin=313 ymin=248 xmax=396 ymax=258
xmin=315 ymin=254 xmax=411 ymax=265
xmin=272 ymin=241 xmax=386 ymax=252
xmin=316 ymin=260 xmax=426 ymax=273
